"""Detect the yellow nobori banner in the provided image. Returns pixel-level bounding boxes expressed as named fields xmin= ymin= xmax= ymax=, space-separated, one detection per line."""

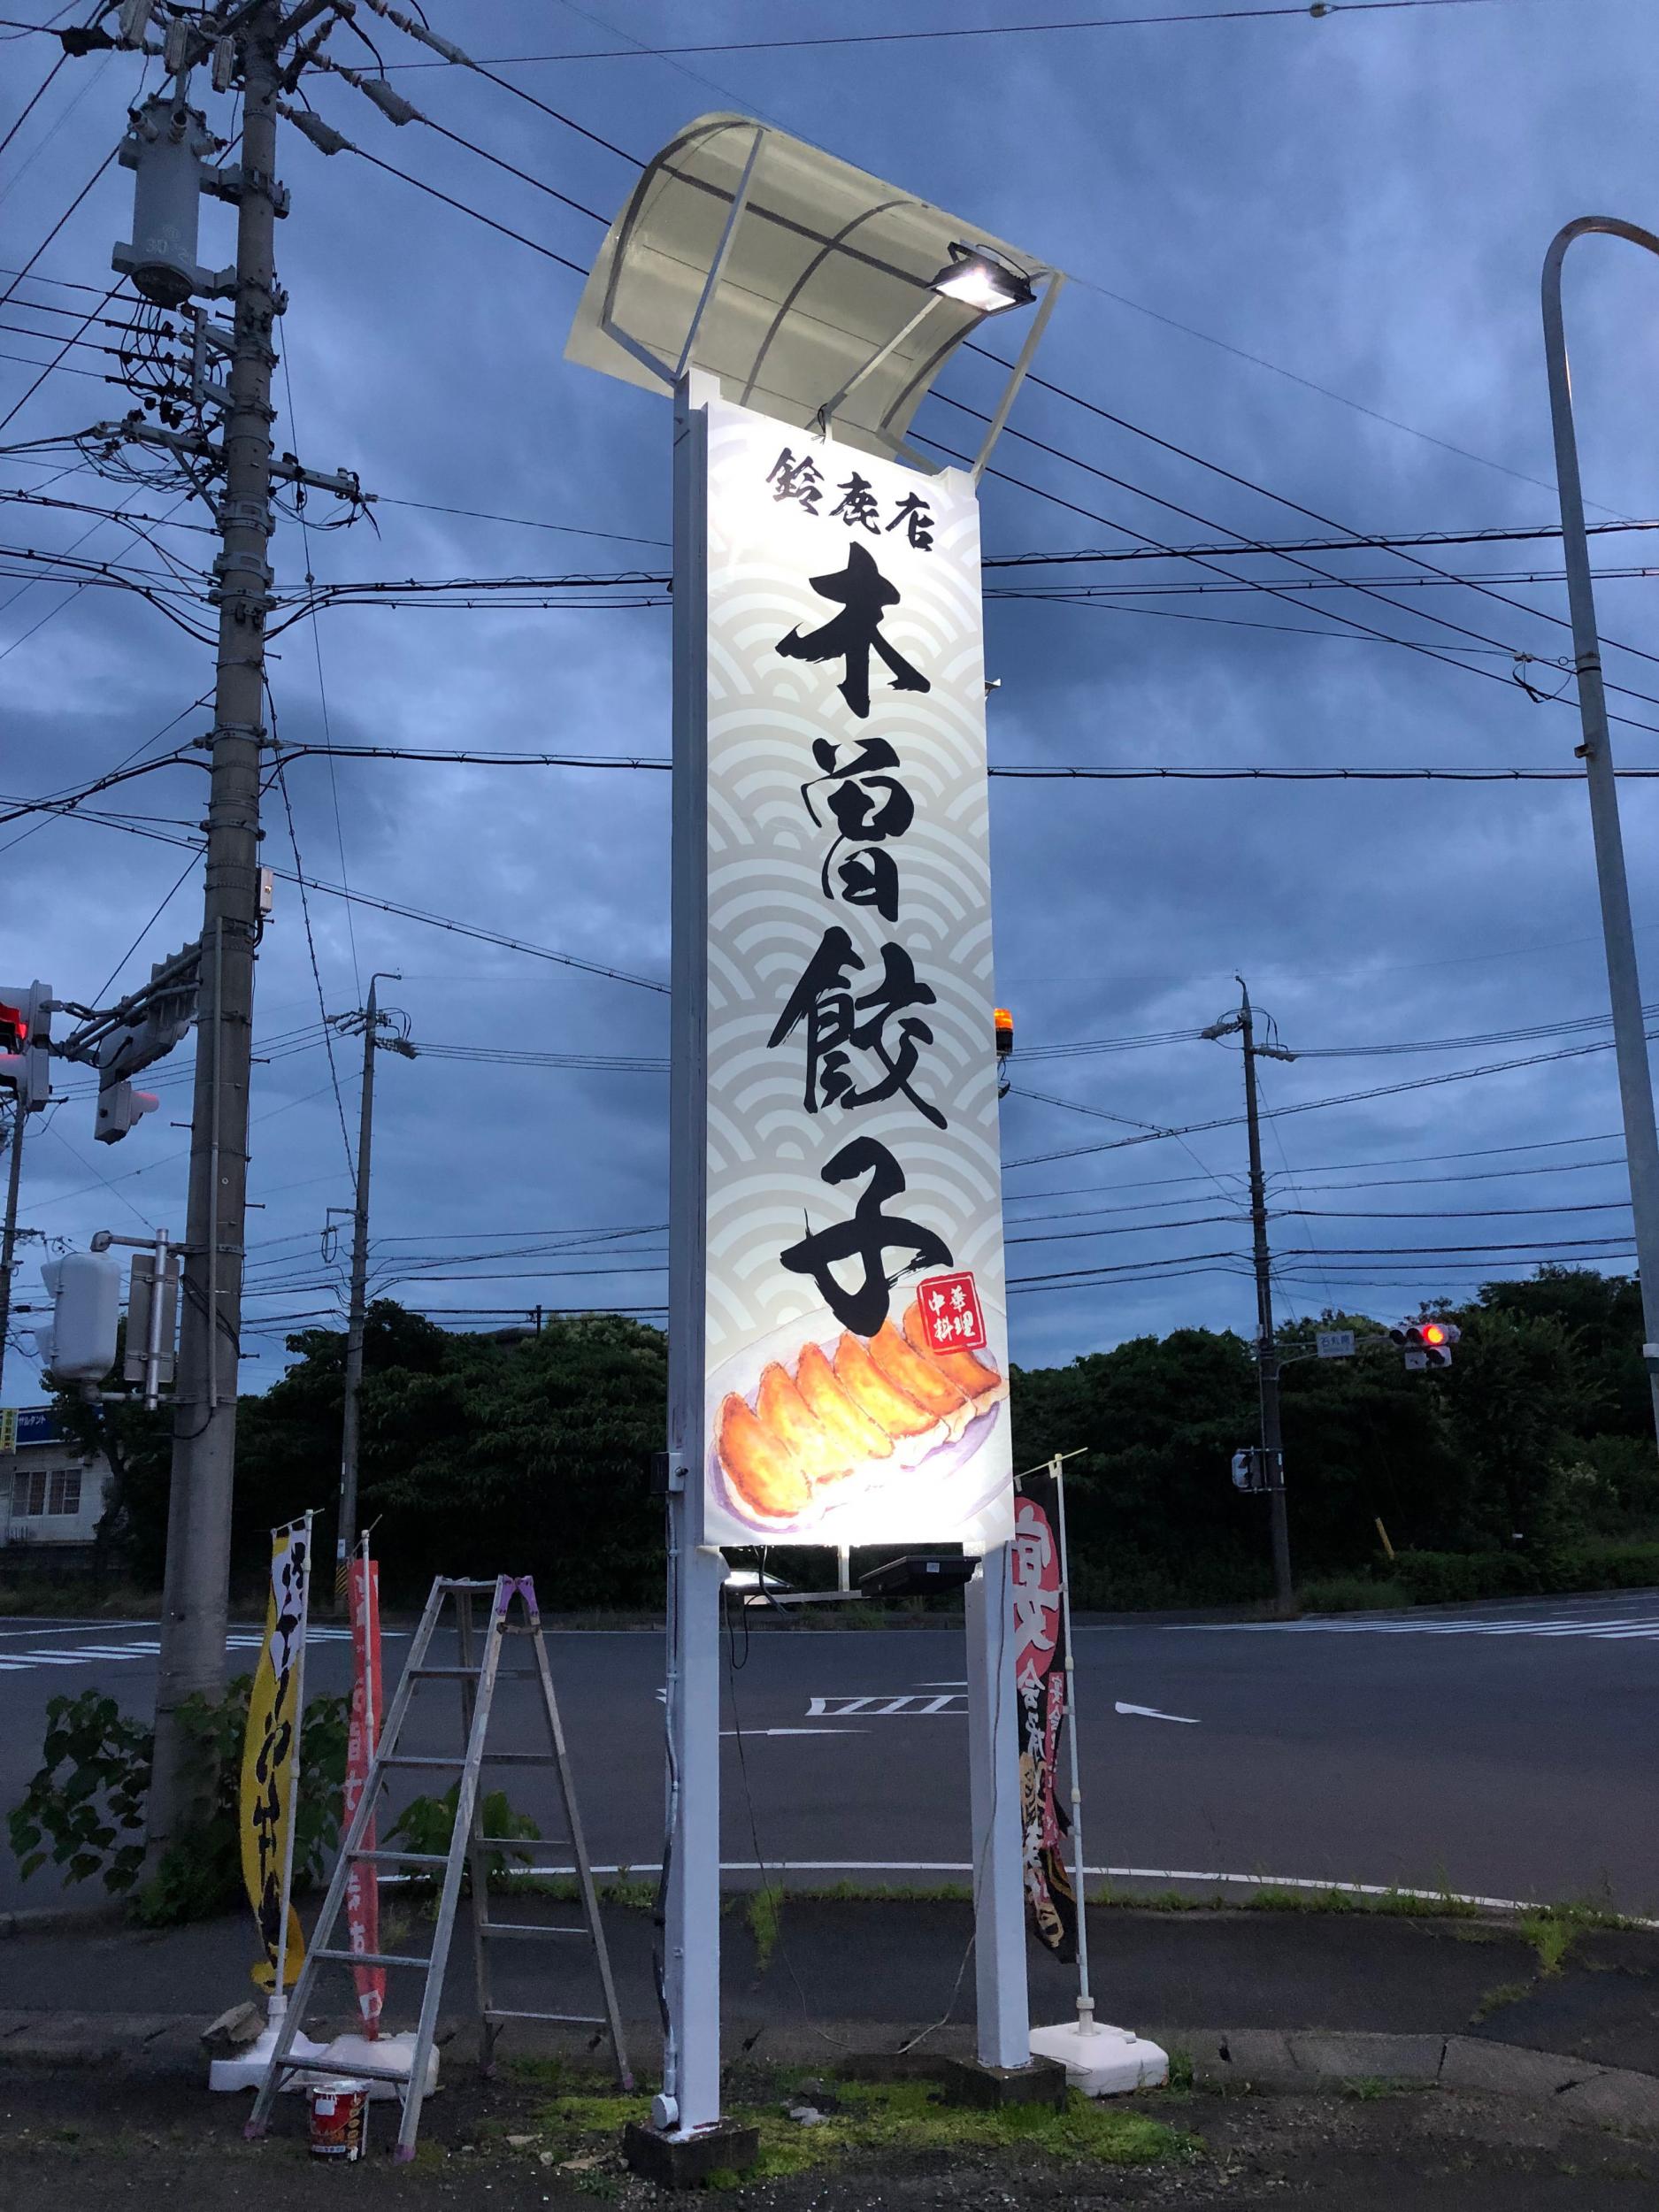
xmin=240 ymin=1516 xmax=311 ymax=1991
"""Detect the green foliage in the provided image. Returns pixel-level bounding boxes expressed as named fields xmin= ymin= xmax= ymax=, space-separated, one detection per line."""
xmin=90 ymin=1268 xmax=1659 ymax=1614
xmin=534 ymin=2077 xmax=1195 ymax=2189
xmin=7 ymin=1678 xmax=349 ymax=1924
xmin=746 ymin=1883 xmax=785 ymax=1973
xmin=383 ymin=1783 xmax=541 ymax=1888
xmin=7 ymin=1690 xmax=151 ymax=1893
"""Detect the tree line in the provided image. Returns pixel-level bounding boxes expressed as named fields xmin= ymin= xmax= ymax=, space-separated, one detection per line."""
xmin=63 ymin=1267 xmax=1659 ymax=1611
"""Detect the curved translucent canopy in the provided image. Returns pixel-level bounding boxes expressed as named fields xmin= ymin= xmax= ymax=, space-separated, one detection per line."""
xmin=565 ymin=113 xmax=1060 ymax=468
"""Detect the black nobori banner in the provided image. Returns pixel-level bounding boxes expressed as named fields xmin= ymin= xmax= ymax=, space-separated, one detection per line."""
xmin=1011 ymin=1468 xmax=1077 ymax=1960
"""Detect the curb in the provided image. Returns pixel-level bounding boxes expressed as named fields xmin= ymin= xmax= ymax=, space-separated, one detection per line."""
xmin=0 ymin=1898 xmax=130 ymax=1939
xmin=2 ymin=2010 xmax=1656 ymax=2135
xmin=1172 ymin=2028 xmax=1659 ymax=2137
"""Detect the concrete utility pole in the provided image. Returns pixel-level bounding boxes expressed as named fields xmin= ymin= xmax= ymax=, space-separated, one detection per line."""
xmin=148 ymin=2 xmax=287 ymax=1858
xmin=334 ymin=972 xmax=410 ymax=1611
xmin=0 ymin=1102 xmax=25 ymax=1402
xmin=1542 ymin=219 xmax=1659 ymax=1455
xmin=1204 ymin=980 xmax=1296 ymax=1617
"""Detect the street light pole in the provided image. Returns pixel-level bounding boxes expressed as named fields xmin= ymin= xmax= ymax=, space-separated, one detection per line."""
xmin=1542 ymin=218 xmax=1659 ymax=1452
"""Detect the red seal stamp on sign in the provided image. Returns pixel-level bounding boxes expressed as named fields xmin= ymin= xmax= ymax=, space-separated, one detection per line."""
xmin=916 ymin=1271 xmax=987 ymax=1355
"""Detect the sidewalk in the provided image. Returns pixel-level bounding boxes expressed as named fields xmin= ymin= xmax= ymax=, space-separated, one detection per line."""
xmin=3 ymin=1897 xmax=1656 ymax=2087
xmin=3 ymin=1901 xmax=1658 ymax=2207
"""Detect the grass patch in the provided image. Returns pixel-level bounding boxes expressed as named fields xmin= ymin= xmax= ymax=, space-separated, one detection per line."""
xmin=533 ymin=2073 xmax=1197 ymax=2188
xmin=1087 ymin=1878 xmax=1479 ymax=1919
xmin=1339 ymin=2077 xmax=1430 ymax=2101
xmin=746 ymin=1884 xmax=785 ymax=1974
xmin=1471 ymin=1980 xmax=1531 ymax=2023
xmin=1518 ymin=1898 xmax=1636 ymax=1975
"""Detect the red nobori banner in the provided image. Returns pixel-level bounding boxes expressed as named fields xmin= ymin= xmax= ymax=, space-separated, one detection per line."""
xmin=344 ymin=1555 xmax=383 ymax=2034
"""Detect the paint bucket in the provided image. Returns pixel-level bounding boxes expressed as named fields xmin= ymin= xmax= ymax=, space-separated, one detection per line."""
xmin=307 ymin=2078 xmax=370 ymax=2161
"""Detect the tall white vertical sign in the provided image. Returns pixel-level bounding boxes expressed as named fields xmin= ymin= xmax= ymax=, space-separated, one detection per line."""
xmin=695 ymin=394 xmax=1012 ymax=1550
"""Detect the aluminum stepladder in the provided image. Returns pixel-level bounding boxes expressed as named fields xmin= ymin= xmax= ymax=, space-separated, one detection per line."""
xmin=247 ymin=1573 xmax=633 ymax=2161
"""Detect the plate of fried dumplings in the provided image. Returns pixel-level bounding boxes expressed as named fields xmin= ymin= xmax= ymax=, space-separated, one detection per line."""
xmin=710 ymin=1291 xmax=1010 ymax=1537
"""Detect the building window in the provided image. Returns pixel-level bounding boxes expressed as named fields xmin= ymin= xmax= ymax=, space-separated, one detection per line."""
xmin=11 ymin=1469 xmax=81 ymax=1517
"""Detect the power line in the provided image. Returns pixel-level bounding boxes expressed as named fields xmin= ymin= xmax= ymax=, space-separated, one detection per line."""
xmin=380 ymin=1 xmax=1551 ymax=67
xmin=1004 ymin=1028 xmax=1659 ymax=1171
xmin=926 ymin=396 xmax=1659 ymax=724
xmin=978 ymin=346 xmax=1659 ymax=672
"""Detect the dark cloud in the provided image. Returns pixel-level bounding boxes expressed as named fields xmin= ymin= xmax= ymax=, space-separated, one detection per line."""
xmin=2 ymin=0 xmax=1655 ymax=1394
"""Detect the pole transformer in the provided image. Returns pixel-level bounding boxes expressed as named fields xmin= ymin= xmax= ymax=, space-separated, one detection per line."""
xmin=148 ymin=2 xmax=286 ymax=1858
xmin=1204 ymin=979 xmax=1296 ymax=1617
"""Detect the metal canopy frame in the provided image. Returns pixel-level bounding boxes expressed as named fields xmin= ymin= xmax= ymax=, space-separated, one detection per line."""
xmin=565 ymin=111 xmax=1064 ymax=480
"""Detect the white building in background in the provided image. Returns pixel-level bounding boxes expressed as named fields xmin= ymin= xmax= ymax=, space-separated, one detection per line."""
xmin=1 ymin=1408 xmax=112 ymax=1559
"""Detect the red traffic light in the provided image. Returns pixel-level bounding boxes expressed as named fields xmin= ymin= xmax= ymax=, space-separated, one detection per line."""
xmin=0 ymin=1001 xmax=25 ymax=1053
xmin=1421 ymin=1323 xmax=1448 ymax=1347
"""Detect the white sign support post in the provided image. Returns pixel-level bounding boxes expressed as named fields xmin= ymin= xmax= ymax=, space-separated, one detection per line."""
xmin=964 ymin=1545 xmax=1029 ymax=2067
xmin=565 ymin=115 xmax=1064 ymax=2166
xmin=659 ymin=369 xmax=727 ymax=2140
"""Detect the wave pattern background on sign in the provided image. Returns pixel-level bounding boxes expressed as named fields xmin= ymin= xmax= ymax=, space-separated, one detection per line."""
xmin=701 ymin=401 xmax=1011 ymax=1547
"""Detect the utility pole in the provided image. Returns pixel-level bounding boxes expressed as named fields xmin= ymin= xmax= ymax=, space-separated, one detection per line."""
xmin=148 ymin=2 xmax=287 ymax=1858
xmin=334 ymin=972 xmax=411 ymax=1612
xmin=1203 ymin=979 xmax=1296 ymax=1617
xmin=0 ymin=1102 xmax=25 ymax=1402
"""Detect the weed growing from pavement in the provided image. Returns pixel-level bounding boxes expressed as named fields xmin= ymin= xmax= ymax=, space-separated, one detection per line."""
xmin=529 ymin=2071 xmax=1198 ymax=2187
xmin=1339 ymin=2077 xmax=1432 ymax=2100
xmin=747 ymin=1883 xmax=785 ymax=1973
xmin=1517 ymin=1898 xmax=1636 ymax=1973
xmin=1085 ymin=1880 xmax=1479 ymax=1919
xmin=1471 ymin=1979 xmax=1532 ymax=2022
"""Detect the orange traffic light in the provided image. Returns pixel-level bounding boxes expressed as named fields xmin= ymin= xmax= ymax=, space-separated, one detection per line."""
xmin=994 ymin=1007 xmax=1014 ymax=1056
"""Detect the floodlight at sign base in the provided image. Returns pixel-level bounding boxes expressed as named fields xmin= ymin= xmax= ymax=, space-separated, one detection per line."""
xmin=565 ymin=111 xmax=1063 ymax=473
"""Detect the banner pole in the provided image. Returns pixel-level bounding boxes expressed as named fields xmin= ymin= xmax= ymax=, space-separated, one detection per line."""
xmin=1050 ymin=1456 xmax=1094 ymax=2034
xmin=268 ymin=1509 xmax=313 ymax=2030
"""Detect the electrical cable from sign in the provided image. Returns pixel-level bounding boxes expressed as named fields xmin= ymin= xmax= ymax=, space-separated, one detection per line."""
xmin=893 ymin=1559 xmax=1013 ymax=2056
xmin=718 ymin=1573 xmax=855 ymax=2055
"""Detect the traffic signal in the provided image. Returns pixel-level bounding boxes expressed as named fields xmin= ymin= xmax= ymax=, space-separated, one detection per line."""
xmin=95 ymin=1078 xmax=160 ymax=1144
xmin=1390 ymin=1319 xmax=1461 ymax=1371
xmin=0 ymin=981 xmax=52 ymax=1110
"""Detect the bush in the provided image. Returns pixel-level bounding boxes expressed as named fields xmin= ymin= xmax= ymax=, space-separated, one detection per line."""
xmin=1295 ymin=1574 xmax=1410 ymax=1614
xmin=8 ymin=1678 xmax=349 ymax=1924
xmin=1391 ymin=1544 xmax=1659 ymax=1607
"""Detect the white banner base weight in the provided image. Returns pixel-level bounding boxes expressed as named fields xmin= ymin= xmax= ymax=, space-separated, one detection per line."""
xmin=1027 ymin=2017 xmax=1169 ymax=2098
xmin=319 ymin=2030 xmax=441 ymax=2102
xmin=207 ymin=2021 xmax=331 ymax=2093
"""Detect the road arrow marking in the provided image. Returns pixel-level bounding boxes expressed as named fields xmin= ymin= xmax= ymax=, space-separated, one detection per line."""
xmin=1115 ymin=1701 xmax=1200 ymax=1724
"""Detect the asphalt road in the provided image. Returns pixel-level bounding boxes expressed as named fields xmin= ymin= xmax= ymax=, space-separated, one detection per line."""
xmin=1 ymin=1589 xmax=1654 ymax=1915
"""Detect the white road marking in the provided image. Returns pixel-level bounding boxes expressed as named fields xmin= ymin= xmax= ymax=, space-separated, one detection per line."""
xmin=0 ymin=1624 xmax=360 ymax=1675
xmin=806 ymin=1692 xmax=967 ymax=1717
xmin=720 ymin=1727 xmax=864 ymax=1738
xmin=0 ymin=1619 xmax=160 ymax=1640
xmin=1170 ymin=1614 xmax=1659 ymax=1640
xmin=1115 ymin=1701 xmax=1200 ymax=1724
xmin=374 ymin=1860 xmax=1654 ymax=1926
